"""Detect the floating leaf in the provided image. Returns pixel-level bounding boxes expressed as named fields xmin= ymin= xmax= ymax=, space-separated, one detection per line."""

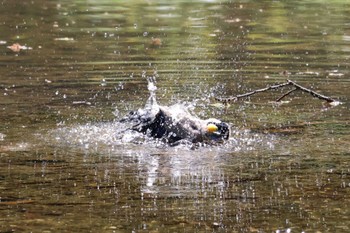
xmin=151 ymin=37 xmax=162 ymax=46
xmin=7 ymin=43 xmax=32 ymax=52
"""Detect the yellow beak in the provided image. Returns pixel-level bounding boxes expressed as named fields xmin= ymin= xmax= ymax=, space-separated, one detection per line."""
xmin=207 ymin=123 xmax=218 ymax=133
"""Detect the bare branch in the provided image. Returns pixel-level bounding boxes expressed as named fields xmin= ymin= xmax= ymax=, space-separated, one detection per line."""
xmin=215 ymin=80 xmax=337 ymax=103
xmin=286 ymin=80 xmax=336 ymax=102
xmin=276 ymin=88 xmax=298 ymax=102
xmin=215 ymin=81 xmax=290 ymax=103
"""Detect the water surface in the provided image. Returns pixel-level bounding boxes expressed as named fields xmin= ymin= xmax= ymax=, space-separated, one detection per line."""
xmin=0 ymin=0 xmax=350 ymax=232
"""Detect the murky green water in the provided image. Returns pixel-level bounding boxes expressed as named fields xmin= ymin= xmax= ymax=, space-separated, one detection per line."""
xmin=1 ymin=0 xmax=350 ymax=232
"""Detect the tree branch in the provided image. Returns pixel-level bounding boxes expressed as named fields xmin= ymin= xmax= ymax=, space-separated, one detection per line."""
xmin=276 ymin=88 xmax=298 ymax=102
xmin=215 ymin=80 xmax=337 ymax=103
xmin=286 ymin=80 xmax=336 ymax=102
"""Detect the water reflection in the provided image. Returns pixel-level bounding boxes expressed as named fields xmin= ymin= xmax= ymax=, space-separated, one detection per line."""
xmin=137 ymin=149 xmax=226 ymax=196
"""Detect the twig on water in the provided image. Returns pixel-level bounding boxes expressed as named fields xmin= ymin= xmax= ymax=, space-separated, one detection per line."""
xmin=215 ymin=79 xmax=337 ymax=103
xmin=275 ymin=87 xmax=298 ymax=102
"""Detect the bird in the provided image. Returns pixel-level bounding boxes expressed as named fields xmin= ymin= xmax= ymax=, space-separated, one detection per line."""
xmin=120 ymin=104 xmax=230 ymax=145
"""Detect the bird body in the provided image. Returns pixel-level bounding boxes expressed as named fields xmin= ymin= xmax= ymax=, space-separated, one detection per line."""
xmin=121 ymin=104 xmax=230 ymax=144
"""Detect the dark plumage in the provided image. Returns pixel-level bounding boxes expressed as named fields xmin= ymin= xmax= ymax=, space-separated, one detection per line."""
xmin=121 ymin=104 xmax=230 ymax=144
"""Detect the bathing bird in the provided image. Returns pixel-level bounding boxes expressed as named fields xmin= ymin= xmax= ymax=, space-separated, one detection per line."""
xmin=121 ymin=104 xmax=230 ymax=144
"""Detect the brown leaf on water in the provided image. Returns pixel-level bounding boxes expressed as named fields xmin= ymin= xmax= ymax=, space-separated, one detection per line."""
xmin=151 ymin=37 xmax=162 ymax=46
xmin=7 ymin=43 xmax=21 ymax=52
xmin=7 ymin=43 xmax=33 ymax=52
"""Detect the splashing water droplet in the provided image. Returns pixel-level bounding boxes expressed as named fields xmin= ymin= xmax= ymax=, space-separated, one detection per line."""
xmin=145 ymin=76 xmax=158 ymax=112
xmin=147 ymin=79 xmax=157 ymax=92
xmin=101 ymin=78 xmax=107 ymax=86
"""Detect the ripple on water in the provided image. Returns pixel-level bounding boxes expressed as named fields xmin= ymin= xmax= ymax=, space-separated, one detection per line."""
xmin=44 ymin=120 xmax=275 ymax=154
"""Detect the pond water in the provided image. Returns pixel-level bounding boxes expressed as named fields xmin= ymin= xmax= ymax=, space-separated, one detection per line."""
xmin=1 ymin=0 xmax=350 ymax=232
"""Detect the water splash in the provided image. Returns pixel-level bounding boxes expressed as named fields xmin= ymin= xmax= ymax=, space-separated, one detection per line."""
xmin=44 ymin=119 xmax=275 ymax=154
xmin=145 ymin=75 xmax=158 ymax=113
xmin=42 ymin=76 xmax=276 ymax=152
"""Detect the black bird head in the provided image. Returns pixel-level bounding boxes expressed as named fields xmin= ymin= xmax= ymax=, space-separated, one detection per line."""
xmin=205 ymin=120 xmax=230 ymax=141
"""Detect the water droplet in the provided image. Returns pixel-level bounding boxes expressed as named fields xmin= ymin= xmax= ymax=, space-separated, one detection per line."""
xmin=133 ymin=23 xmax=137 ymax=29
xmin=101 ymin=78 xmax=107 ymax=86
xmin=143 ymin=32 xmax=148 ymax=36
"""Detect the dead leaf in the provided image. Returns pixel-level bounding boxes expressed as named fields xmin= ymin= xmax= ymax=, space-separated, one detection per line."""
xmin=151 ymin=37 xmax=162 ymax=46
xmin=7 ymin=43 xmax=33 ymax=52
